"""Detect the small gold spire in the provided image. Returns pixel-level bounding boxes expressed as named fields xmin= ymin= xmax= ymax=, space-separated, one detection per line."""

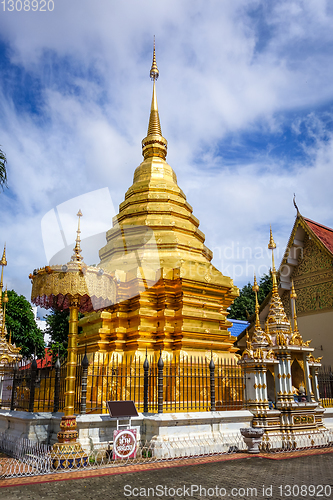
xmin=9 ymin=329 xmax=11 ymax=344
xmin=268 ymin=226 xmax=278 ymax=292
xmin=290 ymin=280 xmax=299 ymax=333
xmin=290 ymin=280 xmax=297 ymax=299
xmin=2 ymin=287 xmax=8 ymax=338
xmin=150 ymin=37 xmax=159 ymax=81
xmin=252 ymin=273 xmax=260 ymax=328
xmin=252 ymin=273 xmax=259 ymax=293
xmin=252 ymin=273 xmax=271 ymax=346
xmin=0 ymin=243 xmax=7 ymax=309
xmin=0 ymin=244 xmax=7 ymax=267
xmin=71 ymin=210 xmax=83 ymax=262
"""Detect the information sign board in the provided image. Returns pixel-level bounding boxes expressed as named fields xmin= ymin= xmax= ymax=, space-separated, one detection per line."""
xmin=107 ymin=400 xmax=138 ymax=418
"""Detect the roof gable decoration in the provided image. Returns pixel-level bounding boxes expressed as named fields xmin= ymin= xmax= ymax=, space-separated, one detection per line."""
xmin=279 ymin=211 xmax=333 ymax=291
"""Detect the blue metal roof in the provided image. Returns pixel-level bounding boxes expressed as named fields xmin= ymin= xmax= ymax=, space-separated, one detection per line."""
xmin=228 ymin=319 xmax=249 ymax=337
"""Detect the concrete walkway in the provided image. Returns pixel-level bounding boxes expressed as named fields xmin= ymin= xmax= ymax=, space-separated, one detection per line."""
xmin=0 ymin=450 xmax=332 ymax=500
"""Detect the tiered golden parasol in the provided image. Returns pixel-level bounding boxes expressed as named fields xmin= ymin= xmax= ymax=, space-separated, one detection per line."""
xmin=30 ymin=211 xmax=116 ymax=468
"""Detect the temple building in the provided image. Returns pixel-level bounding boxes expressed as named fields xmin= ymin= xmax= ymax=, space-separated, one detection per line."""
xmin=279 ymin=208 xmax=333 ymax=365
xmin=78 ymin=46 xmax=239 ymax=361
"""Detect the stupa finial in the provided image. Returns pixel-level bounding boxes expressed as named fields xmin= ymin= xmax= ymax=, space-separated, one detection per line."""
xmin=150 ymin=36 xmax=159 ymax=81
xmin=71 ymin=210 xmax=83 ymax=262
xmin=147 ymin=38 xmax=162 ymax=137
xmin=0 ymin=244 xmax=7 ymax=267
xmin=142 ymin=39 xmax=168 ymax=160
xmin=268 ymin=226 xmax=278 ymax=293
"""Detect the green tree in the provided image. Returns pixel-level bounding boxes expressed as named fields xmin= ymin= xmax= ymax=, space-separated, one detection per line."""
xmin=45 ymin=309 xmax=83 ymax=358
xmin=228 ymin=273 xmax=273 ymax=321
xmin=45 ymin=309 xmax=70 ymax=358
xmin=5 ymin=290 xmax=45 ymax=358
xmin=0 ymin=147 xmax=8 ymax=190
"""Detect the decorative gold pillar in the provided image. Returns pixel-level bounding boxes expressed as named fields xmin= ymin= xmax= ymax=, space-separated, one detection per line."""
xmin=65 ymin=300 xmax=79 ymax=416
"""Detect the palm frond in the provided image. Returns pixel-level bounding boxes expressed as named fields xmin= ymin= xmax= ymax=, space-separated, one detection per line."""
xmin=0 ymin=147 xmax=8 ymax=189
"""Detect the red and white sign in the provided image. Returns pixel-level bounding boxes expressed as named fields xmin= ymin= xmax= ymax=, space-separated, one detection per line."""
xmin=113 ymin=429 xmax=137 ymax=460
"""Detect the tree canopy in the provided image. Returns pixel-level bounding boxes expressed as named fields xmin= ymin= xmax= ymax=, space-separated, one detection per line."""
xmin=228 ymin=273 xmax=273 ymax=321
xmin=45 ymin=309 xmax=70 ymax=358
xmin=0 ymin=147 xmax=8 ymax=190
xmin=5 ymin=290 xmax=45 ymax=358
xmin=45 ymin=309 xmax=83 ymax=358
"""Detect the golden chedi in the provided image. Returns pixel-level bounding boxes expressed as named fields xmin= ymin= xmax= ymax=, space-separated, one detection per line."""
xmin=79 ymin=44 xmax=239 ymax=361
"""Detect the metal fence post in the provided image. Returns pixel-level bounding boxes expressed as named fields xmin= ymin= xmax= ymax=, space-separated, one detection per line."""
xmin=209 ymin=355 xmax=216 ymax=411
xmin=10 ymin=362 xmax=18 ymax=411
xmin=157 ymin=350 xmax=164 ymax=414
xmin=28 ymin=358 xmax=37 ymax=413
xmin=80 ymin=351 xmax=89 ymax=414
xmin=143 ymin=351 xmax=149 ymax=413
xmin=53 ymin=356 xmax=61 ymax=413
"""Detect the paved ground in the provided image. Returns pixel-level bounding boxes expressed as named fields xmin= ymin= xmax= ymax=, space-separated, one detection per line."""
xmin=0 ymin=451 xmax=332 ymax=500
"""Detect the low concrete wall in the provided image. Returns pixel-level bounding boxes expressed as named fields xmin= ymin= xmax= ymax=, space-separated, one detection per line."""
xmin=141 ymin=410 xmax=252 ymax=441
xmin=0 ymin=409 xmax=252 ymax=451
xmin=0 ymin=410 xmax=61 ymax=443
xmin=0 ymin=407 xmax=331 ymax=452
xmin=140 ymin=410 xmax=253 ymax=458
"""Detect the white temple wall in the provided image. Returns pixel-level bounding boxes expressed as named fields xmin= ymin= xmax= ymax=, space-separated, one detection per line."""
xmin=298 ymin=311 xmax=333 ymax=366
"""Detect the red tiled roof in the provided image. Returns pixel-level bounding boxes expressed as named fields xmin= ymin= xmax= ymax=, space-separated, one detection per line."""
xmin=24 ymin=348 xmax=53 ymax=370
xmin=303 ymin=217 xmax=333 ymax=255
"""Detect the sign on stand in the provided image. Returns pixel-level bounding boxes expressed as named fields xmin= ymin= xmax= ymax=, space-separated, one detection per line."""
xmin=106 ymin=401 xmax=139 ymax=460
xmin=113 ymin=429 xmax=137 ymax=460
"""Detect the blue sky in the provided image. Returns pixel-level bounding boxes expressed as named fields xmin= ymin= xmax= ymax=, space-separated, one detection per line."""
xmin=0 ymin=0 xmax=333 ymax=304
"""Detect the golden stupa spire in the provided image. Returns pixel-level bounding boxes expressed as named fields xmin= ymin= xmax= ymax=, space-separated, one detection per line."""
xmin=265 ymin=226 xmax=291 ymax=340
xmin=1 ymin=287 xmax=8 ymax=338
xmin=71 ymin=210 xmax=83 ymax=262
xmin=142 ymin=38 xmax=168 ymax=160
xmin=268 ymin=225 xmax=278 ymax=293
xmin=0 ymin=244 xmax=7 ymax=310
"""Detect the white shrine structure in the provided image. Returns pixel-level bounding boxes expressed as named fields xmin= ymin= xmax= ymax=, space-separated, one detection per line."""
xmin=239 ymin=229 xmax=329 ymax=449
